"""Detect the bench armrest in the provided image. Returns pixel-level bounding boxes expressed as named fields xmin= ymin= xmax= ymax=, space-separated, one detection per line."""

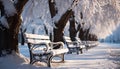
xmin=67 ymin=41 xmax=78 ymax=45
xmin=49 ymin=42 xmax=64 ymax=49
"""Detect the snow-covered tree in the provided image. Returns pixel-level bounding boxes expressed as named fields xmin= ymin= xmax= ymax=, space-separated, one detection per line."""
xmin=0 ymin=0 xmax=28 ymax=56
xmin=1 ymin=0 xmax=119 ymax=56
xmin=20 ymin=0 xmax=120 ymax=43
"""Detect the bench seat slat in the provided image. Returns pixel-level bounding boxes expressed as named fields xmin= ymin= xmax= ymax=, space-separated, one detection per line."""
xmin=64 ymin=36 xmax=86 ymax=54
xmin=27 ymin=39 xmax=50 ymax=44
xmin=51 ymin=48 xmax=69 ymax=56
xmin=25 ymin=33 xmax=49 ymax=39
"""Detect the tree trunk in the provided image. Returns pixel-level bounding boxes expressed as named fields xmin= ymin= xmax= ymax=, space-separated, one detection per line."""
xmin=48 ymin=0 xmax=57 ymax=18
xmin=0 ymin=0 xmax=28 ymax=54
xmin=48 ymin=0 xmax=57 ymax=41
xmin=69 ymin=11 xmax=77 ymax=41
xmin=53 ymin=9 xmax=72 ymax=42
xmin=6 ymin=15 xmax=21 ymax=53
xmin=79 ymin=28 xmax=98 ymax=41
xmin=79 ymin=28 xmax=85 ymax=41
xmin=48 ymin=0 xmax=77 ymax=49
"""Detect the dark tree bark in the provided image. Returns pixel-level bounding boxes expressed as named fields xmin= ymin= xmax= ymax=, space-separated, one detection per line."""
xmin=0 ymin=1 xmax=10 ymax=55
xmin=85 ymin=27 xmax=90 ymax=40
xmin=48 ymin=0 xmax=57 ymax=18
xmin=76 ymin=12 xmax=84 ymax=41
xmin=79 ymin=27 xmax=85 ymax=40
xmin=88 ymin=34 xmax=98 ymax=41
xmin=69 ymin=11 xmax=77 ymax=41
xmin=48 ymin=0 xmax=79 ymax=48
xmin=49 ymin=0 xmax=72 ymax=42
xmin=0 ymin=0 xmax=28 ymax=54
xmin=0 ymin=29 xmax=6 ymax=56
xmin=48 ymin=0 xmax=57 ymax=41
xmin=77 ymin=12 xmax=98 ymax=41
xmin=49 ymin=0 xmax=76 ymax=43
xmin=53 ymin=9 xmax=73 ymax=42
xmin=79 ymin=27 xmax=98 ymax=41
xmin=79 ymin=28 xmax=90 ymax=41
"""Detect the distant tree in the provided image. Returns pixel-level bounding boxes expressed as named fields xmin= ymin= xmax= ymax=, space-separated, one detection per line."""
xmin=0 ymin=0 xmax=28 ymax=56
xmin=48 ymin=0 xmax=57 ymax=18
xmin=48 ymin=0 xmax=57 ymax=41
xmin=69 ymin=11 xmax=77 ymax=41
xmin=77 ymin=12 xmax=98 ymax=41
xmin=78 ymin=27 xmax=86 ymax=41
xmin=79 ymin=26 xmax=98 ymax=41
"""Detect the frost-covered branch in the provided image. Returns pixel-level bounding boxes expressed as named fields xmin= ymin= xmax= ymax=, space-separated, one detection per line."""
xmin=14 ymin=0 xmax=28 ymax=15
xmin=21 ymin=0 xmax=120 ymax=41
xmin=69 ymin=0 xmax=79 ymax=10
xmin=0 ymin=0 xmax=16 ymax=29
xmin=0 ymin=0 xmax=28 ymax=29
xmin=0 ymin=0 xmax=16 ymax=17
xmin=0 ymin=0 xmax=28 ymax=53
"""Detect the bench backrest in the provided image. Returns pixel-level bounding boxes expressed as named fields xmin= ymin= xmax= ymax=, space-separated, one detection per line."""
xmin=75 ymin=37 xmax=82 ymax=43
xmin=64 ymin=37 xmax=81 ymax=42
xmin=24 ymin=33 xmax=50 ymax=44
xmin=64 ymin=36 xmax=72 ymax=43
xmin=64 ymin=36 xmax=83 ymax=45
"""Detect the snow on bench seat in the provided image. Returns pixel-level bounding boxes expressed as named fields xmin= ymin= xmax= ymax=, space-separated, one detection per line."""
xmin=82 ymin=41 xmax=99 ymax=47
xmin=25 ymin=33 xmax=50 ymax=44
xmin=64 ymin=36 xmax=85 ymax=54
xmin=51 ymin=48 xmax=69 ymax=56
xmin=24 ymin=33 xmax=68 ymax=67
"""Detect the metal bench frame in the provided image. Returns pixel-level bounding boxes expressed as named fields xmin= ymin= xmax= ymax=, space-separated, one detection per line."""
xmin=24 ymin=33 xmax=68 ymax=67
xmin=64 ymin=36 xmax=85 ymax=54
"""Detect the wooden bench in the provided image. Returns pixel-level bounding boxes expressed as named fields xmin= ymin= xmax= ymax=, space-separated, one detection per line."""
xmin=64 ymin=36 xmax=85 ymax=54
xmin=24 ymin=33 xmax=68 ymax=67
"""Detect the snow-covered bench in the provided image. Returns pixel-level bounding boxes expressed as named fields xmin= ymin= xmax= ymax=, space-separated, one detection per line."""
xmin=82 ymin=41 xmax=99 ymax=47
xmin=24 ymin=33 xmax=68 ymax=67
xmin=64 ymin=36 xmax=85 ymax=54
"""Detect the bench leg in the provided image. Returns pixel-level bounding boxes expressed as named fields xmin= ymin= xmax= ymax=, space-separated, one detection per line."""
xmin=77 ymin=51 xmax=79 ymax=54
xmin=61 ymin=54 xmax=64 ymax=62
xmin=47 ymin=55 xmax=53 ymax=67
xmin=80 ymin=48 xmax=83 ymax=54
xmin=56 ymin=54 xmax=65 ymax=62
xmin=30 ymin=60 xmax=37 ymax=64
xmin=76 ymin=48 xmax=79 ymax=54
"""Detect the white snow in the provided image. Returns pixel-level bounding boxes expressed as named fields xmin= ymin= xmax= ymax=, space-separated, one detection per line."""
xmin=104 ymin=24 xmax=120 ymax=43
xmin=22 ymin=0 xmax=53 ymax=35
xmin=1 ymin=43 xmax=120 ymax=69
xmin=53 ymin=0 xmax=73 ymax=23
xmin=0 ymin=0 xmax=17 ymax=29
xmin=1 ymin=0 xmax=16 ymax=17
xmin=1 ymin=0 xmax=120 ymax=68
xmin=0 ymin=51 xmax=50 ymax=69
xmin=0 ymin=16 xmax=9 ymax=28
xmin=21 ymin=0 xmax=120 ymax=42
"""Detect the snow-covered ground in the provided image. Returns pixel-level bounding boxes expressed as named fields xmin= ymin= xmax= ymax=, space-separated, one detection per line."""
xmin=0 ymin=43 xmax=120 ymax=69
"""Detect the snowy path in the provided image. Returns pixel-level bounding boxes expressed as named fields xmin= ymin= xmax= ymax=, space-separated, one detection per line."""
xmin=50 ymin=43 xmax=120 ymax=69
xmin=1 ymin=43 xmax=120 ymax=69
xmin=19 ymin=43 xmax=120 ymax=69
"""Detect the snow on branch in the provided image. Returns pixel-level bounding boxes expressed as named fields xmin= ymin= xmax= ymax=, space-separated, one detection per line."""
xmin=0 ymin=16 xmax=9 ymax=29
xmin=69 ymin=0 xmax=79 ymax=10
xmin=1 ymin=0 xmax=17 ymax=17
xmin=114 ymin=0 xmax=120 ymax=11
xmin=51 ymin=0 xmax=54 ymax=3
